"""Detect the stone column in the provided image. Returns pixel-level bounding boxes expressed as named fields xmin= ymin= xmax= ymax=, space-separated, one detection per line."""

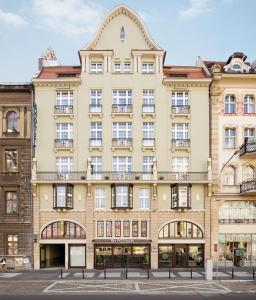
xmin=81 ymin=56 xmax=85 ymax=72
xmin=85 ymin=55 xmax=90 ymax=73
xmin=65 ymin=243 xmax=69 ymax=269
xmin=85 ymin=184 xmax=94 ymax=269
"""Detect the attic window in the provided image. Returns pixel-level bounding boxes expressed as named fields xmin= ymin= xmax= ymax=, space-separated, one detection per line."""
xmin=232 ymin=64 xmax=242 ymax=71
xmin=120 ymin=27 xmax=125 ymax=42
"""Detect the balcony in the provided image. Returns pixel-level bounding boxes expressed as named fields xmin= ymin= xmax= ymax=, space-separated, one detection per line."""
xmin=112 ymin=105 xmax=133 ymax=117
xmin=142 ymin=104 xmax=155 ymax=118
xmin=112 ymin=138 xmax=132 ymax=151
xmin=89 ymin=105 xmax=103 ymax=118
xmin=171 ymin=139 xmax=190 ymax=150
xmin=36 ymin=172 xmax=86 ymax=182
xmin=158 ymin=172 xmax=208 ymax=182
xmin=239 ymin=139 xmax=256 ymax=158
xmin=54 ymin=105 xmax=73 ymax=118
xmin=171 ymin=106 xmax=190 ymax=118
xmin=142 ymin=138 xmax=156 ymax=151
xmin=54 ymin=139 xmax=73 ymax=151
xmin=240 ymin=178 xmax=256 ymax=194
xmin=89 ymin=138 xmax=102 ymax=151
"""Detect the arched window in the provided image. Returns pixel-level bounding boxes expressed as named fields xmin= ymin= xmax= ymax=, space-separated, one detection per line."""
xmin=6 ymin=111 xmax=18 ymax=132
xmin=41 ymin=221 xmax=86 ymax=239
xmin=120 ymin=26 xmax=125 ymax=42
xmin=223 ymin=165 xmax=236 ymax=185
xmin=224 ymin=95 xmax=236 ymax=114
xmin=244 ymin=95 xmax=255 ymax=114
xmin=243 ymin=165 xmax=255 ymax=181
xmin=158 ymin=221 xmax=203 ymax=239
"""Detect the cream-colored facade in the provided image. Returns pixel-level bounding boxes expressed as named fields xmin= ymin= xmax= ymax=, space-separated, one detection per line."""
xmin=199 ymin=53 xmax=256 ymax=267
xmin=32 ymin=5 xmax=212 ymax=269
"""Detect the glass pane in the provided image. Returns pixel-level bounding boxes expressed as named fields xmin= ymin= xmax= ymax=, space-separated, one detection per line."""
xmin=70 ymin=246 xmax=85 ymax=267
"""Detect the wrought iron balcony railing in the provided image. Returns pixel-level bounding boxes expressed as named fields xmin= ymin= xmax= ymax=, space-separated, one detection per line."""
xmin=239 ymin=140 xmax=256 ymax=157
xmin=240 ymin=178 xmax=256 ymax=194
xmin=112 ymin=138 xmax=132 ymax=148
xmin=112 ymin=105 xmax=133 ymax=113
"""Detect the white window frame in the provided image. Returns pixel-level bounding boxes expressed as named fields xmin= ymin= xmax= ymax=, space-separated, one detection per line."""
xmin=112 ymin=90 xmax=132 ymax=107
xmin=114 ymin=62 xmax=121 ymax=73
xmin=244 ymin=128 xmax=255 ymax=142
xmin=90 ymin=62 xmax=103 ymax=74
xmin=56 ymin=91 xmax=73 ymax=107
xmin=143 ymin=156 xmax=153 ymax=173
xmin=90 ymin=122 xmax=102 ymax=140
xmin=244 ymin=95 xmax=255 ymax=114
xmin=172 ymin=157 xmax=189 ymax=172
xmin=171 ymin=92 xmax=188 ymax=107
xmin=143 ymin=122 xmax=155 ymax=139
xmin=142 ymin=90 xmax=155 ymax=112
xmin=95 ymin=188 xmax=105 ymax=209
xmin=90 ymin=90 xmax=102 ymax=107
xmin=224 ymin=128 xmax=236 ymax=148
xmin=225 ymin=95 xmax=236 ymax=114
xmin=124 ymin=63 xmax=131 ymax=73
xmin=223 ymin=165 xmax=236 ymax=185
xmin=113 ymin=122 xmax=132 ymax=139
xmin=56 ymin=157 xmax=73 ymax=173
xmin=56 ymin=123 xmax=73 ymax=139
xmin=142 ymin=63 xmax=154 ymax=74
xmin=113 ymin=156 xmax=132 ymax=172
xmin=139 ymin=188 xmax=150 ymax=209
xmin=91 ymin=156 xmax=102 ymax=174
xmin=115 ymin=186 xmax=129 ymax=207
xmin=172 ymin=124 xmax=189 ymax=140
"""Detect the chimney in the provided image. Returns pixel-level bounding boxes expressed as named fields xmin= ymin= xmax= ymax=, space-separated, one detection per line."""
xmin=38 ymin=48 xmax=59 ymax=71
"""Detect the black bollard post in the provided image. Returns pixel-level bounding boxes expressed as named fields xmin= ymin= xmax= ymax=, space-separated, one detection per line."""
xmin=126 ymin=268 xmax=128 ymax=279
xmin=253 ymin=269 xmax=255 ymax=279
xmin=190 ymin=268 xmax=192 ymax=279
xmin=231 ymin=268 xmax=234 ymax=279
xmin=104 ymin=268 xmax=106 ymax=279
xmin=147 ymin=268 xmax=150 ymax=279
xmin=82 ymin=268 xmax=84 ymax=279
xmin=169 ymin=268 xmax=171 ymax=279
xmin=60 ymin=269 xmax=63 ymax=279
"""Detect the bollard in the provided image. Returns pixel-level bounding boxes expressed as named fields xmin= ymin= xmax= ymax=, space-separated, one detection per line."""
xmin=104 ymin=268 xmax=106 ymax=279
xmin=190 ymin=268 xmax=192 ymax=279
xmin=169 ymin=268 xmax=171 ymax=279
xmin=60 ymin=269 xmax=63 ymax=279
xmin=82 ymin=268 xmax=84 ymax=279
xmin=147 ymin=268 xmax=150 ymax=279
xmin=126 ymin=268 xmax=128 ymax=279
xmin=231 ymin=268 xmax=234 ymax=279
xmin=253 ymin=269 xmax=255 ymax=279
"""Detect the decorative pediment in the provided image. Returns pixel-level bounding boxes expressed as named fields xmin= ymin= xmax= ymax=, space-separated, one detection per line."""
xmin=82 ymin=5 xmax=162 ymax=51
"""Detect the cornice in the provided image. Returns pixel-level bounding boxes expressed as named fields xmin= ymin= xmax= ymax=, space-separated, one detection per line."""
xmin=32 ymin=79 xmax=81 ymax=88
xmin=163 ymin=80 xmax=211 ymax=88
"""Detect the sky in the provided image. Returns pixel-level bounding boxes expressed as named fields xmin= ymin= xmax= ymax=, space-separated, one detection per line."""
xmin=0 ymin=0 xmax=256 ymax=82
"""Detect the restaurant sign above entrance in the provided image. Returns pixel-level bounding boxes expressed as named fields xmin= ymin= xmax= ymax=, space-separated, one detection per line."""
xmin=93 ymin=239 xmax=152 ymax=244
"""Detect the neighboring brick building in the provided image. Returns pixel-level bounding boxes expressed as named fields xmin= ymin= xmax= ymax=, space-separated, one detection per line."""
xmin=0 ymin=83 xmax=33 ymax=269
xmin=32 ymin=5 xmax=212 ymax=270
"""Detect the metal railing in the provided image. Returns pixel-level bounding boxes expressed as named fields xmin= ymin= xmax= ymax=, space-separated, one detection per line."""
xmin=54 ymin=105 xmax=73 ymax=114
xmin=219 ymin=218 xmax=256 ymax=224
xmin=36 ymin=172 xmax=86 ymax=181
xmin=171 ymin=106 xmax=190 ymax=114
xmin=89 ymin=105 xmax=102 ymax=113
xmin=54 ymin=139 xmax=73 ymax=148
xmin=158 ymin=172 xmax=208 ymax=181
xmin=112 ymin=105 xmax=133 ymax=113
xmin=240 ymin=141 xmax=256 ymax=156
xmin=171 ymin=139 xmax=190 ymax=148
xmin=112 ymin=138 xmax=132 ymax=147
xmin=240 ymin=178 xmax=256 ymax=193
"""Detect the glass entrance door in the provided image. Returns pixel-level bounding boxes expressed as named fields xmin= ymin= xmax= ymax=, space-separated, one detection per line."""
xmin=174 ymin=245 xmax=187 ymax=267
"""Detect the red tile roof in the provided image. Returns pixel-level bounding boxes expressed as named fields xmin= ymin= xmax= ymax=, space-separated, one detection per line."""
xmin=163 ymin=66 xmax=210 ymax=79
xmin=36 ymin=66 xmax=81 ymax=79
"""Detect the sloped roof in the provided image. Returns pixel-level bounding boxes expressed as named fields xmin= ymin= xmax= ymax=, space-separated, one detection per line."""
xmin=36 ymin=66 xmax=81 ymax=79
xmin=164 ymin=66 xmax=210 ymax=79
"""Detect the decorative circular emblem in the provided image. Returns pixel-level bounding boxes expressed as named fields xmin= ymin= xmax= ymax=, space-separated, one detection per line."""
xmin=162 ymin=253 xmax=169 ymax=260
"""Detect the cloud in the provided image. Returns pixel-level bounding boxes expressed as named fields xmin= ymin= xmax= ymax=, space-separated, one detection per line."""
xmin=0 ymin=9 xmax=29 ymax=26
xmin=179 ymin=0 xmax=214 ymax=18
xmin=31 ymin=0 xmax=104 ymax=35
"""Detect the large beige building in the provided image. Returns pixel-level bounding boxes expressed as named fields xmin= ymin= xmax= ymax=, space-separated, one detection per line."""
xmin=32 ymin=5 xmax=212 ymax=269
xmin=199 ymin=53 xmax=256 ymax=267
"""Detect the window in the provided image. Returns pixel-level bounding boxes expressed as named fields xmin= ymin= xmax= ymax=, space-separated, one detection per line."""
xmin=139 ymin=189 xmax=150 ymax=209
xmin=113 ymin=122 xmax=132 ymax=139
xmin=6 ymin=192 xmax=18 ymax=214
xmin=112 ymin=90 xmax=132 ymax=110
xmin=53 ymin=184 xmax=73 ymax=209
xmin=123 ymin=221 xmax=130 ymax=237
xmin=90 ymin=90 xmax=102 ymax=108
xmin=90 ymin=122 xmax=102 ymax=140
xmin=132 ymin=221 xmax=138 ymax=237
xmin=111 ymin=184 xmax=133 ymax=209
xmin=6 ymin=111 xmax=18 ymax=132
xmin=172 ymin=157 xmax=189 ymax=172
xmin=97 ymin=221 xmax=104 ymax=237
xmin=244 ymin=95 xmax=255 ymax=114
xmin=172 ymin=124 xmax=189 ymax=140
xmin=106 ymin=221 xmax=112 ymax=237
xmin=124 ymin=63 xmax=131 ymax=73
xmin=143 ymin=123 xmax=155 ymax=146
xmin=171 ymin=184 xmax=191 ymax=209
xmin=114 ymin=63 xmax=121 ymax=73
xmin=120 ymin=26 xmax=125 ymax=42
xmin=41 ymin=221 xmax=86 ymax=239
xmin=56 ymin=91 xmax=73 ymax=107
xmin=244 ymin=128 xmax=255 ymax=142
xmin=56 ymin=157 xmax=73 ymax=173
xmin=225 ymin=95 xmax=236 ymax=114
xmin=113 ymin=156 xmax=132 ymax=172
xmin=158 ymin=221 xmax=203 ymax=239
xmin=91 ymin=156 xmax=102 ymax=174
xmin=223 ymin=165 xmax=236 ymax=185
xmin=142 ymin=63 xmax=154 ymax=74
xmin=7 ymin=234 xmax=18 ymax=255
xmin=95 ymin=188 xmax=105 ymax=209
xmin=5 ymin=150 xmax=18 ymax=172
xmin=143 ymin=156 xmax=153 ymax=173
xmin=243 ymin=165 xmax=254 ymax=181
xmin=56 ymin=123 xmax=73 ymax=140
xmin=141 ymin=221 xmax=147 ymax=237
xmin=171 ymin=92 xmax=188 ymax=107
xmin=224 ymin=128 xmax=236 ymax=148
xmin=219 ymin=201 xmax=256 ymax=223
xmin=115 ymin=221 xmax=121 ymax=237
xmin=90 ymin=62 xmax=103 ymax=73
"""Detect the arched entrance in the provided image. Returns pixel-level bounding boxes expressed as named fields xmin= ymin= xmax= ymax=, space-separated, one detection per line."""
xmin=40 ymin=221 xmax=86 ymax=268
xmin=158 ymin=220 xmax=204 ymax=268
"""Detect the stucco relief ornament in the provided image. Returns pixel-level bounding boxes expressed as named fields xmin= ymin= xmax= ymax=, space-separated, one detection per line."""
xmin=211 ymin=63 xmax=222 ymax=74
xmin=210 ymin=85 xmax=224 ymax=97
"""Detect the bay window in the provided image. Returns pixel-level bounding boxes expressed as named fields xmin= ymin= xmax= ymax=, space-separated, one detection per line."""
xmin=53 ymin=184 xmax=73 ymax=209
xmin=111 ymin=184 xmax=133 ymax=209
xmin=171 ymin=184 xmax=191 ymax=209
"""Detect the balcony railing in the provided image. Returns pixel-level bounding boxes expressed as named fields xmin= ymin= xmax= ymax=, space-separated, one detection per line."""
xmin=36 ymin=172 xmax=86 ymax=181
xmin=158 ymin=172 xmax=208 ymax=181
xmin=89 ymin=138 xmax=102 ymax=147
xmin=54 ymin=105 xmax=73 ymax=114
xmin=54 ymin=139 xmax=73 ymax=148
xmin=91 ymin=172 xmax=153 ymax=181
xmin=219 ymin=219 xmax=256 ymax=224
xmin=112 ymin=105 xmax=133 ymax=113
xmin=142 ymin=138 xmax=155 ymax=147
xmin=142 ymin=104 xmax=155 ymax=113
xmin=240 ymin=178 xmax=256 ymax=194
xmin=89 ymin=105 xmax=102 ymax=113
xmin=239 ymin=140 xmax=256 ymax=157
xmin=171 ymin=106 xmax=190 ymax=114
xmin=171 ymin=139 xmax=190 ymax=148
xmin=112 ymin=138 xmax=132 ymax=148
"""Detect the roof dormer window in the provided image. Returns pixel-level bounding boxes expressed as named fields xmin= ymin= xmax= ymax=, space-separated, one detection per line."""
xmin=232 ymin=63 xmax=242 ymax=72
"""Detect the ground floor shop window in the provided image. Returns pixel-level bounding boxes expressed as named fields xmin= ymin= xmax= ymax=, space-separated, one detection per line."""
xmin=218 ymin=234 xmax=256 ymax=267
xmin=69 ymin=245 xmax=86 ymax=267
xmin=158 ymin=244 xmax=204 ymax=268
xmin=95 ymin=244 xmax=150 ymax=269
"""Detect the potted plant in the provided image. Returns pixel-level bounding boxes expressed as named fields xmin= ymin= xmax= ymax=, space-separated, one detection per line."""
xmin=96 ymin=255 xmax=104 ymax=270
xmin=142 ymin=255 xmax=149 ymax=269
